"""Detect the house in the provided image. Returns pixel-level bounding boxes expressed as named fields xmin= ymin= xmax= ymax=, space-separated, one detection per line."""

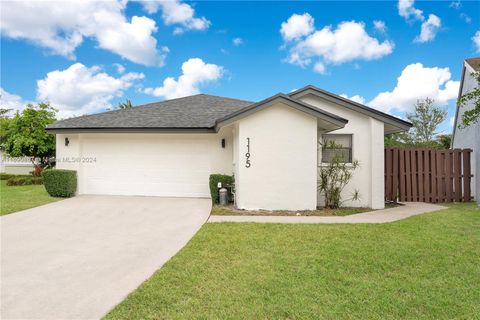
xmin=452 ymin=57 xmax=480 ymax=206
xmin=46 ymin=85 xmax=411 ymax=210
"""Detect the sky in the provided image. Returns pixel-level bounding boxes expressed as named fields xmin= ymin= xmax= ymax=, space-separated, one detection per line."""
xmin=1 ymin=0 xmax=479 ymax=134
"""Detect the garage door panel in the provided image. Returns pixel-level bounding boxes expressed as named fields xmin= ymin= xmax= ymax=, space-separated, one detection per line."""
xmin=80 ymin=135 xmax=212 ymax=197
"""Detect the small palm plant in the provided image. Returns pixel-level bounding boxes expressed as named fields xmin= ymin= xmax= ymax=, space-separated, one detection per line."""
xmin=117 ymin=99 xmax=133 ymax=109
xmin=318 ymin=140 xmax=360 ymax=209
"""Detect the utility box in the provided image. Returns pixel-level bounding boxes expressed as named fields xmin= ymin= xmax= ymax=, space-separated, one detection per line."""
xmin=219 ymin=188 xmax=228 ymax=205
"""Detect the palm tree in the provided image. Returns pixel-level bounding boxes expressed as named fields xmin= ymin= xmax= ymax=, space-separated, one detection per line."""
xmin=117 ymin=99 xmax=133 ymax=109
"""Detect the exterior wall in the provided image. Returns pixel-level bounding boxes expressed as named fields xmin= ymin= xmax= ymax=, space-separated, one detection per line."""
xmin=300 ymin=95 xmax=385 ymax=209
xmin=0 ymin=150 xmax=34 ymax=174
xmin=55 ymin=130 xmax=233 ymax=197
xmin=234 ymin=103 xmax=318 ymax=210
xmin=211 ymin=127 xmax=235 ymax=174
xmin=2 ymin=165 xmax=34 ymax=175
xmin=452 ymin=64 xmax=479 ymax=205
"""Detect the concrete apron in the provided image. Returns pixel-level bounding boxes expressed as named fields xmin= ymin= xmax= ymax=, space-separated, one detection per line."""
xmin=1 ymin=195 xmax=211 ymax=320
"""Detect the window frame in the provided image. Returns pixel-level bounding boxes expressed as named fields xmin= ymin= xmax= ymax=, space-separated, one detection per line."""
xmin=320 ymin=134 xmax=353 ymax=164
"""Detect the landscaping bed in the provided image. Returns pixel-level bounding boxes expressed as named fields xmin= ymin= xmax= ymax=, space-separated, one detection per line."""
xmin=211 ymin=204 xmax=375 ymax=216
xmin=0 ymin=173 xmax=43 ymax=186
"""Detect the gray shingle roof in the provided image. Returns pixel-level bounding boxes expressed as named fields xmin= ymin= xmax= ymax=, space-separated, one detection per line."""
xmin=46 ymin=94 xmax=253 ymax=130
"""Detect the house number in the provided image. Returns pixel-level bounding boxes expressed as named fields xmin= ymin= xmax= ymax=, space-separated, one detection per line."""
xmin=245 ymin=137 xmax=251 ymax=168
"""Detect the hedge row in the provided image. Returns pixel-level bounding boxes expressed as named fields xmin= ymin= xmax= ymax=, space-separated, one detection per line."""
xmin=0 ymin=173 xmax=32 ymax=181
xmin=42 ymin=169 xmax=77 ymax=197
xmin=6 ymin=176 xmax=43 ymax=186
xmin=209 ymin=174 xmax=234 ymax=204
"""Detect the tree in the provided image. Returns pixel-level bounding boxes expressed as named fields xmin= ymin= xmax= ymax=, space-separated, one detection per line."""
xmin=0 ymin=108 xmax=12 ymax=118
xmin=1 ymin=103 xmax=57 ymax=175
xmin=457 ymin=70 xmax=480 ymax=128
xmin=0 ymin=115 xmax=12 ymax=152
xmin=437 ymin=134 xmax=451 ymax=149
xmin=407 ymin=98 xmax=447 ymax=144
xmin=385 ymin=98 xmax=447 ymax=148
xmin=117 ymin=99 xmax=133 ymax=109
xmin=384 ymin=132 xmax=413 ymax=148
xmin=107 ymin=99 xmax=134 ymax=111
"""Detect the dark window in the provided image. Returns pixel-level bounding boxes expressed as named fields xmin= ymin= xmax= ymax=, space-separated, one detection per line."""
xmin=321 ymin=134 xmax=352 ymax=163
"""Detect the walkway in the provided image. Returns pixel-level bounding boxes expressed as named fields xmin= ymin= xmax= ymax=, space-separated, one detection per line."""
xmin=208 ymin=202 xmax=447 ymax=224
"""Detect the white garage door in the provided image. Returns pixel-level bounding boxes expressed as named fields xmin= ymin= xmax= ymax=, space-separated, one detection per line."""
xmin=80 ymin=134 xmax=212 ymax=198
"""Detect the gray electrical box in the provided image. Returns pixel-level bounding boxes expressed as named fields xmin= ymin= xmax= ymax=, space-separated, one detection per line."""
xmin=219 ymin=188 xmax=228 ymax=205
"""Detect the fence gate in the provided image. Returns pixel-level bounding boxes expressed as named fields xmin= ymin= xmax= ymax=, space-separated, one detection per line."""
xmin=384 ymin=148 xmax=472 ymax=203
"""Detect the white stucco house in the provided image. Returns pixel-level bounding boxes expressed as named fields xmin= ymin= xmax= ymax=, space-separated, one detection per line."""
xmin=46 ymin=85 xmax=411 ymax=210
xmin=452 ymin=57 xmax=479 ymax=206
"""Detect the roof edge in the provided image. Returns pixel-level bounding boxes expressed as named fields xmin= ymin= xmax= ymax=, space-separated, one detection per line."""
xmin=45 ymin=127 xmax=216 ymax=134
xmin=214 ymin=93 xmax=348 ymax=131
xmin=288 ymin=85 xmax=412 ymax=131
xmin=452 ymin=60 xmax=470 ymax=144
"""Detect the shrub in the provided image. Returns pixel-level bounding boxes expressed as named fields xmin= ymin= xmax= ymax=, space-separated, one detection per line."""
xmin=318 ymin=140 xmax=360 ymax=209
xmin=209 ymin=174 xmax=234 ymax=204
xmin=0 ymin=173 xmax=32 ymax=180
xmin=42 ymin=169 xmax=77 ymax=197
xmin=6 ymin=176 xmax=43 ymax=186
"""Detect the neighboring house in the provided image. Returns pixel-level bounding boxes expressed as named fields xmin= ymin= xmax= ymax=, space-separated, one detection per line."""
xmin=452 ymin=57 xmax=480 ymax=206
xmin=0 ymin=150 xmax=34 ymax=175
xmin=46 ymin=85 xmax=411 ymax=210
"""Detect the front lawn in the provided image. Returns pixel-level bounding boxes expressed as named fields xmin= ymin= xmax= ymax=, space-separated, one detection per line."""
xmin=105 ymin=203 xmax=480 ymax=319
xmin=0 ymin=180 xmax=61 ymax=216
xmin=212 ymin=204 xmax=374 ymax=216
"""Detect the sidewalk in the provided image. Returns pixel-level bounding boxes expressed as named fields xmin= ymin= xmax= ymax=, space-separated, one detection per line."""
xmin=208 ymin=202 xmax=447 ymax=224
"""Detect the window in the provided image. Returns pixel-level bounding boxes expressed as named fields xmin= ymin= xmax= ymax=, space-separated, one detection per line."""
xmin=321 ymin=134 xmax=352 ymax=163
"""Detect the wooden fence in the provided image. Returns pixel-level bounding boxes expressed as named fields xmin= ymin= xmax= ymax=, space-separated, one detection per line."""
xmin=385 ymin=148 xmax=472 ymax=203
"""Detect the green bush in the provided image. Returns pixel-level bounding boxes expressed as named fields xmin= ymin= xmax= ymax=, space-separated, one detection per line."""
xmin=209 ymin=174 xmax=234 ymax=204
xmin=0 ymin=173 xmax=32 ymax=180
xmin=6 ymin=176 xmax=43 ymax=186
xmin=42 ymin=169 xmax=77 ymax=197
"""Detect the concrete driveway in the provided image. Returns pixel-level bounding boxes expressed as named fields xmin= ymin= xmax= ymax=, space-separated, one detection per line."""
xmin=1 ymin=195 xmax=211 ymax=320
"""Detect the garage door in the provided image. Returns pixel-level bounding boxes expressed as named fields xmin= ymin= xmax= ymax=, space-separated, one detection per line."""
xmin=80 ymin=134 xmax=212 ymax=198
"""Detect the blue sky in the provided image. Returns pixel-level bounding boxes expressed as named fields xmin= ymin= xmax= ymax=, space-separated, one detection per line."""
xmin=1 ymin=0 xmax=479 ymax=134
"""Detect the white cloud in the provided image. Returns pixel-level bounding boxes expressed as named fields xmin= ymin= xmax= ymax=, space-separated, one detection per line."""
xmin=340 ymin=94 xmax=366 ymax=104
xmin=313 ymin=62 xmax=326 ymax=74
xmin=0 ymin=88 xmax=28 ymax=113
xmin=473 ymin=31 xmax=480 ymax=52
xmin=280 ymin=13 xmax=315 ymax=41
xmin=449 ymin=1 xmax=461 ymax=9
xmin=113 ymin=63 xmax=126 ymax=74
xmin=283 ymin=19 xmax=394 ymax=73
xmin=0 ymin=0 xmax=165 ymax=66
xmin=37 ymin=63 xmax=144 ymax=117
xmin=373 ymin=20 xmax=387 ymax=33
xmin=398 ymin=0 xmax=423 ymax=21
xmin=369 ymin=63 xmax=460 ymax=113
xmin=415 ymin=14 xmax=441 ymax=43
xmin=142 ymin=58 xmax=223 ymax=100
xmin=460 ymin=13 xmax=472 ymax=24
xmin=397 ymin=0 xmax=441 ymax=43
xmin=233 ymin=37 xmax=243 ymax=46
xmin=138 ymin=0 xmax=210 ymax=34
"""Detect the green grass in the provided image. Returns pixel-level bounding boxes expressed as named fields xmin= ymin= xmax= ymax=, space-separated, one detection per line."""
xmin=0 ymin=180 xmax=61 ymax=216
xmin=105 ymin=203 xmax=480 ymax=320
xmin=212 ymin=205 xmax=376 ymax=216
